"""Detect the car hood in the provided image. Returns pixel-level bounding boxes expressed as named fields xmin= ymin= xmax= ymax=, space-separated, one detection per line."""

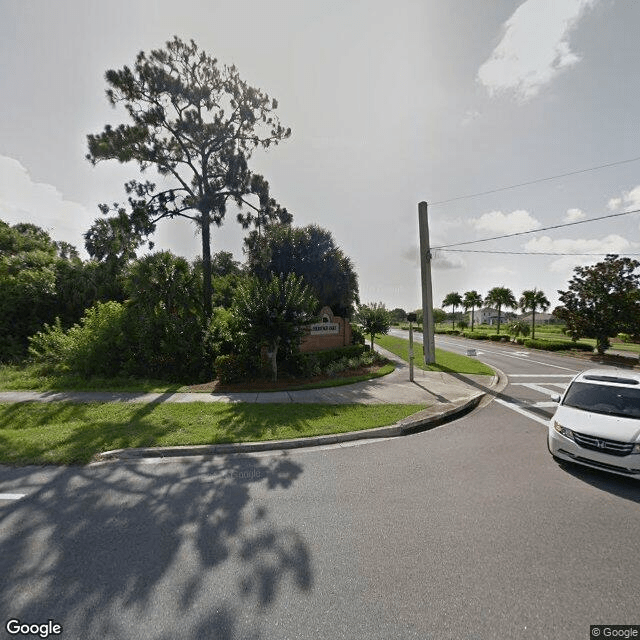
xmin=552 ymin=405 xmax=640 ymax=442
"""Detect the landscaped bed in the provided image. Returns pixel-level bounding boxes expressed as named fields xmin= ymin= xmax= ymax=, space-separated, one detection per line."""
xmin=0 ymin=359 xmax=394 ymax=394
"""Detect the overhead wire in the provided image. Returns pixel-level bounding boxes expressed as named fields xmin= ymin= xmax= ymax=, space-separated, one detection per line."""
xmin=431 ymin=208 xmax=640 ymax=250
xmin=435 ymin=249 xmax=640 ymax=256
xmin=430 ymin=156 xmax=640 ymax=206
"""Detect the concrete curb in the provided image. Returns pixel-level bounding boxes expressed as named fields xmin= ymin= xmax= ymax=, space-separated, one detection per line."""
xmin=95 ymin=392 xmax=485 ymax=461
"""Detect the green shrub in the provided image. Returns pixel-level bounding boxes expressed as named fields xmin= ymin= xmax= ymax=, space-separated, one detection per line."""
xmin=350 ymin=323 xmax=366 ymax=346
xmin=617 ymin=333 xmax=632 ymax=343
xmin=204 ymin=307 xmax=241 ymax=361
xmin=29 ymin=301 xmax=127 ymax=377
xmin=214 ymin=354 xmax=248 ymax=384
xmin=523 ymin=339 xmax=593 ymax=352
xmin=462 ymin=331 xmax=489 ymax=340
xmin=489 ymin=334 xmax=503 ymax=341
xmin=28 ymin=317 xmax=73 ymax=372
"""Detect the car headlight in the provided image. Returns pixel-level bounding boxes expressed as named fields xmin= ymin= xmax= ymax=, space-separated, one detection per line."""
xmin=632 ymin=443 xmax=640 ymax=454
xmin=553 ymin=421 xmax=574 ymax=440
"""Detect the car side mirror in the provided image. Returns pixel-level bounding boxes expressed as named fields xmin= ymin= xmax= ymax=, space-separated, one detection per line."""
xmin=551 ymin=394 xmax=561 ymax=403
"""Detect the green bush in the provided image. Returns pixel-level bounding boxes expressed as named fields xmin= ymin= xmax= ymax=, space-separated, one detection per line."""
xmin=287 ymin=345 xmax=367 ymax=377
xmin=350 ymin=323 xmax=366 ymax=346
xmin=617 ymin=333 xmax=632 ymax=343
xmin=214 ymin=354 xmax=249 ymax=384
xmin=27 ymin=317 xmax=73 ymax=372
xmin=29 ymin=299 xmax=210 ymax=382
xmin=29 ymin=301 xmax=127 ymax=377
xmin=523 ymin=339 xmax=593 ymax=352
xmin=204 ymin=307 xmax=241 ymax=361
xmin=462 ymin=331 xmax=489 ymax=340
xmin=489 ymin=334 xmax=503 ymax=341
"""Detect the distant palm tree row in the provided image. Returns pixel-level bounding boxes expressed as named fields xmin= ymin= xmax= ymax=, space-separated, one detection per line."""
xmin=442 ymin=287 xmax=550 ymax=338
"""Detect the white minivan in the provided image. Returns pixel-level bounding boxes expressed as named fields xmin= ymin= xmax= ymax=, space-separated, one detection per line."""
xmin=548 ymin=369 xmax=640 ymax=479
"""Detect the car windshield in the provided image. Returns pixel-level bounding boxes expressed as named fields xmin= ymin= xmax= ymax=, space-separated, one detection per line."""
xmin=563 ymin=381 xmax=640 ymax=419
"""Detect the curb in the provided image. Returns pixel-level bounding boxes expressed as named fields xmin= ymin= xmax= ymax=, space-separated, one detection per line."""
xmin=95 ymin=392 xmax=485 ymax=461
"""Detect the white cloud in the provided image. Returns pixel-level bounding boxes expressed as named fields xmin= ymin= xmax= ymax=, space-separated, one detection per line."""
xmin=477 ymin=0 xmax=598 ymax=101
xmin=564 ymin=207 xmax=586 ymax=222
xmin=469 ymin=209 xmax=541 ymax=234
xmin=607 ymin=197 xmax=622 ymax=210
xmin=607 ymin=185 xmax=640 ymax=212
xmin=524 ymin=233 xmax=634 ymax=272
xmin=0 ymin=155 xmax=94 ymax=256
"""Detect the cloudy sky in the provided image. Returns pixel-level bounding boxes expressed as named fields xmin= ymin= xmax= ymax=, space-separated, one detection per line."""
xmin=1 ymin=0 xmax=638 ymax=311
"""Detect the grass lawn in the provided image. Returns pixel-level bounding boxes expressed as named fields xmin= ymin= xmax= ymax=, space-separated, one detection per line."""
xmin=0 ymin=402 xmax=426 ymax=465
xmin=0 ymin=362 xmax=394 ymax=393
xmin=375 ymin=335 xmax=494 ymax=376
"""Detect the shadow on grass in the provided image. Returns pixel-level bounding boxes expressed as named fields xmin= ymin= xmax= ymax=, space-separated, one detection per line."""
xmin=0 ymin=454 xmax=310 ymax=639
xmin=0 ymin=402 xmax=402 ymax=464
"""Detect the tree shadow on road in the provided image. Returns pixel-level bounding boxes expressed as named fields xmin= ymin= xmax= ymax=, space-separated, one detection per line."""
xmin=0 ymin=453 xmax=311 ymax=639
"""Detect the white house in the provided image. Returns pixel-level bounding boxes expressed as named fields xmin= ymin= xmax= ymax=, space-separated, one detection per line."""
xmin=469 ymin=307 xmax=517 ymax=326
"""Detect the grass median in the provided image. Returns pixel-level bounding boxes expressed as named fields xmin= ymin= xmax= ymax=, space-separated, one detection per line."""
xmin=375 ymin=335 xmax=494 ymax=376
xmin=0 ymin=401 xmax=427 ymax=465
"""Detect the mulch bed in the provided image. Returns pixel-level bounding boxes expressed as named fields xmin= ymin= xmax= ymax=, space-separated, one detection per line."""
xmin=185 ymin=364 xmax=387 ymax=393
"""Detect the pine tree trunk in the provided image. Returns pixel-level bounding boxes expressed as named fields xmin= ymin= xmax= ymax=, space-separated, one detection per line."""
xmin=201 ymin=209 xmax=212 ymax=319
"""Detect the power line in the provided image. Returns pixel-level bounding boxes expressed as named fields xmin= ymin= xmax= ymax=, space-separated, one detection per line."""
xmin=430 ymin=156 xmax=640 ymax=206
xmin=431 ymin=208 xmax=640 ymax=250
xmin=435 ymin=249 xmax=640 ymax=256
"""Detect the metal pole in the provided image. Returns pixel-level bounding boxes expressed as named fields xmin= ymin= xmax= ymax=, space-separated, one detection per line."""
xmin=409 ymin=320 xmax=414 ymax=382
xmin=418 ymin=201 xmax=436 ymax=364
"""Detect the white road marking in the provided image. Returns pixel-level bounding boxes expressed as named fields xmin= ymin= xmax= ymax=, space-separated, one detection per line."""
xmin=0 ymin=493 xmax=26 ymax=500
xmin=532 ymin=401 xmax=560 ymax=408
xmin=495 ymin=399 xmax=550 ymax=426
xmin=512 ymin=382 xmax=563 ymax=397
xmin=509 ymin=374 xmax=573 ymax=378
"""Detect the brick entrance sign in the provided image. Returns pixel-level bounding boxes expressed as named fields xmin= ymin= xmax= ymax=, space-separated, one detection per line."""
xmin=300 ymin=306 xmax=352 ymax=352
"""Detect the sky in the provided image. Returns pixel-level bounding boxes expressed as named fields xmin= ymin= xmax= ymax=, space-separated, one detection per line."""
xmin=0 ymin=0 xmax=638 ymax=312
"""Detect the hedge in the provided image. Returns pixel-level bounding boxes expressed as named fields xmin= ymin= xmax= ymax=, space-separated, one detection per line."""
xmin=522 ymin=339 xmax=593 ymax=352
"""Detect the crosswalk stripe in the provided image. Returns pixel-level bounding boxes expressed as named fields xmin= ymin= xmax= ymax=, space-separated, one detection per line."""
xmin=495 ymin=399 xmax=550 ymax=426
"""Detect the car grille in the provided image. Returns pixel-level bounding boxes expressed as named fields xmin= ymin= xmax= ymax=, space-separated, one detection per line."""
xmin=572 ymin=432 xmax=635 ymax=457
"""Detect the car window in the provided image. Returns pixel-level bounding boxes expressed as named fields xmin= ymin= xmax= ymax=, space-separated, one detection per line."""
xmin=562 ymin=381 xmax=640 ymax=419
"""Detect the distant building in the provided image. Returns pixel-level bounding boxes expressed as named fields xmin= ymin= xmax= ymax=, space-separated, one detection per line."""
xmin=469 ymin=307 xmax=517 ymax=326
xmin=518 ymin=312 xmax=557 ymax=325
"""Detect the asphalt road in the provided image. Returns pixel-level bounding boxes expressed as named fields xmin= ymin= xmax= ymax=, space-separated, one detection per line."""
xmin=1 ymin=335 xmax=639 ymax=639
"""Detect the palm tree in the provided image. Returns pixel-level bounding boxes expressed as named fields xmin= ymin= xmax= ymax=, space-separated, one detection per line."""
xmin=519 ymin=288 xmax=550 ymax=339
xmin=442 ymin=292 xmax=463 ymax=329
xmin=463 ymin=290 xmax=483 ymax=332
xmin=484 ymin=287 xmax=517 ymax=334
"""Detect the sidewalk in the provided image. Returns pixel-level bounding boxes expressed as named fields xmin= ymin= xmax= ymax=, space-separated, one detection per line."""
xmin=0 ymin=346 xmax=505 ymax=460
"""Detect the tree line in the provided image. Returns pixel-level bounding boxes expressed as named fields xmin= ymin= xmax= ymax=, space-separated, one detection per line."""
xmin=439 ymin=255 xmax=640 ymax=353
xmin=1 ymin=37 xmax=361 ymax=383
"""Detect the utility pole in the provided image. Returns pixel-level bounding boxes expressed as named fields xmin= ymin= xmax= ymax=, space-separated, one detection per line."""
xmin=418 ymin=201 xmax=436 ymax=364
